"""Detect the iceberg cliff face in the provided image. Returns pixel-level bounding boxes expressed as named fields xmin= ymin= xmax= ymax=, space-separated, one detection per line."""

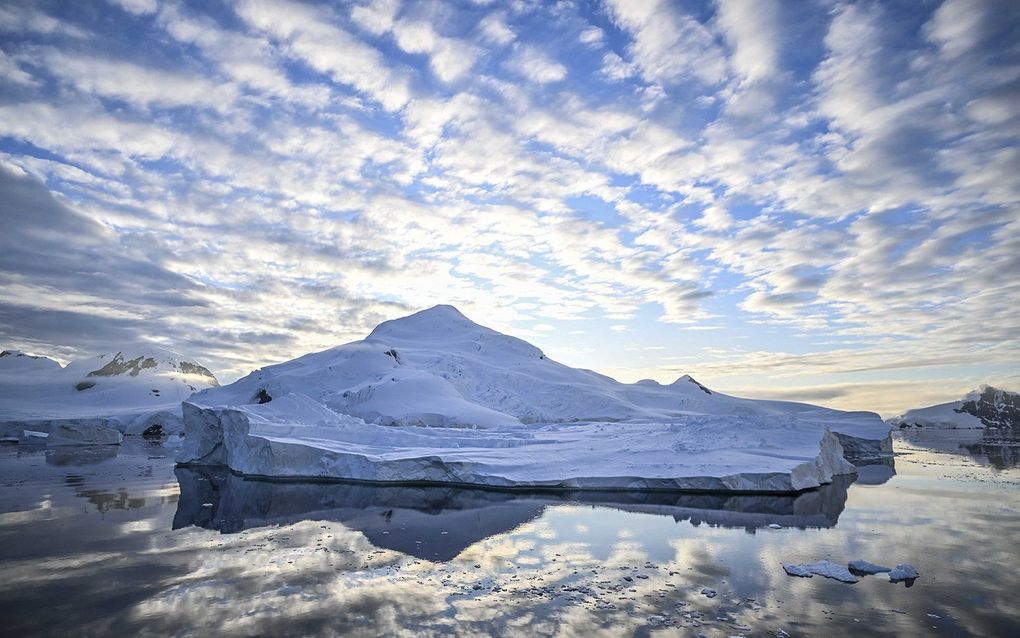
xmin=0 ymin=347 xmax=218 ymax=439
xmin=178 ymin=305 xmax=890 ymax=492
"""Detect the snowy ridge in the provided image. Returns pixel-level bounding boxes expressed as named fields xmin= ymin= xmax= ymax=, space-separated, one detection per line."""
xmin=179 ymin=305 xmax=891 ymax=492
xmin=889 ymin=386 xmax=1020 ymax=430
xmin=0 ymin=345 xmax=218 ymax=436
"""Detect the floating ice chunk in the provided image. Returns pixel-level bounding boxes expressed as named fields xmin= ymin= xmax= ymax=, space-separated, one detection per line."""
xmin=783 ymin=563 xmax=813 ymax=578
xmin=848 ymin=559 xmax=892 ymax=575
xmin=782 ymin=560 xmax=859 ymax=583
xmin=888 ymin=564 xmax=919 ymax=582
xmin=47 ymin=422 xmax=123 ymax=446
xmin=767 ymin=523 xmax=783 ymax=529
xmin=18 ymin=429 xmax=48 ymax=445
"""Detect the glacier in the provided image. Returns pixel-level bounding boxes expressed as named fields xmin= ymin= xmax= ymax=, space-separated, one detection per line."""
xmin=178 ymin=305 xmax=891 ymax=493
xmin=0 ymin=347 xmax=218 ymax=443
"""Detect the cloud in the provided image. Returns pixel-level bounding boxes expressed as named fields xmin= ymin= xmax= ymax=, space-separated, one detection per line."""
xmin=478 ymin=11 xmax=514 ymax=45
xmin=714 ymin=0 xmax=781 ymax=83
xmin=350 ymin=0 xmax=400 ymax=36
xmin=505 ymin=45 xmax=567 ymax=84
xmin=234 ymin=0 xmax=412 ymax=110
xmin=0 ymin=4 xmax=87 ymax=38
xmin=603 ymin=0 xmax=727 ymax=85
xmin=0 ymin=0 xmax=1016 ymax=412
xmin=578 ymin=26 xmax=603 ymax=46
xmin=35 ymin=48 xmax=237 ymax=113
xmin=0 ymin=162 xmax=207 ymax=351
xmin=107 ymin=0 xmax=158 ymax=17
xmin=391 ymin=19 xmax=478 ymax=83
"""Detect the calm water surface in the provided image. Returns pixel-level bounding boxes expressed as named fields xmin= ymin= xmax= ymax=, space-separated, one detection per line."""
xmin=1 ymin=430 xmax=1018 ymax=637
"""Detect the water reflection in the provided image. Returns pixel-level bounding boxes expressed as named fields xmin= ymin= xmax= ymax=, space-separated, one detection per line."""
xmin=2 ymin=438 xmax=1019 ymax=637
xmin=45 ymin=445 xmax=120 ymax=466
xmin=174 ymin=467 xmax=855 ymax=560
xmin=898 ymin=429 xmax=1020 ymax=469
xmin=961 ymin=432 xmax=1020 ymax=470
xmin=852 ymin=457 xmax=897 ymax=485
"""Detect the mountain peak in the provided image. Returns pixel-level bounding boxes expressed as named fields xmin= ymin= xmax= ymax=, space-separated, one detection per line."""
xmin=672 ymin=374 xmax=713 ymax=395
xmin=368 ymin=304 xmax=482 ymax=341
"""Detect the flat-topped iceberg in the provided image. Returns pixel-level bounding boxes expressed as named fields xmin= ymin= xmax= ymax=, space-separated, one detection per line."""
xmin=178 ymin=305 xmax=891 ymax=493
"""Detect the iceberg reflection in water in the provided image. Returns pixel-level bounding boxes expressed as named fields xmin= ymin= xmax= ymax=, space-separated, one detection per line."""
xmin=173 ymin=466 xmax=858 ymax=561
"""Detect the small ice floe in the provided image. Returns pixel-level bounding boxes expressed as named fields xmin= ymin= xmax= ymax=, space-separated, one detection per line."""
xmin=700 ymin=587 xmax=718 ymax=598
xmin=888 ymin=564 xmax=920 ymax=583
xmin=18 ymin=430 xmax=49 ymax=445
xmin=782 ymin=560 xmax=859 ymax=583
xmin=201 ymin=502 xmax=214 ymax=508
xmin=848 ymin=559 xmax=892 ymax=575
xmin=767 ymin=523 xmax=783 ymax=529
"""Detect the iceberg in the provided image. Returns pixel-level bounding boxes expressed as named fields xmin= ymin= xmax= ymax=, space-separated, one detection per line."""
xmin=177 ymin=305 xmax=891 ymax=492
xmin=46 ymin=421 xmax=123 ymax=446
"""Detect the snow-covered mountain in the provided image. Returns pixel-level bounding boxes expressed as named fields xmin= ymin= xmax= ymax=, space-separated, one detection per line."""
xmin=889 ymin=386 xmax=1020 ymax=430
xmin=180 ymin=305 xmax=891 ymax=492
xmin=192 ymin=305 xmax=882 ymax=438
xmin=0 ymin=346 xmax=218 ymax=436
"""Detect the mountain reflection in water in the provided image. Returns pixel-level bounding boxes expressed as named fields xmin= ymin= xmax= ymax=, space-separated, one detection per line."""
xmin=898 ymin=428 xmax=1020 ymax=470
xmin=173 ymin=466 xmax=857 ymax=561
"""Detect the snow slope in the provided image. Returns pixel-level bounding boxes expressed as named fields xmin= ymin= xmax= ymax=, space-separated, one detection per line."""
xmin=179 ymin=305 xmax=890 ymax=492
xmin=0 ymin=347 xmax=219 ymax=437
xmin=888 ymin=386 xmax=1020 ymax=430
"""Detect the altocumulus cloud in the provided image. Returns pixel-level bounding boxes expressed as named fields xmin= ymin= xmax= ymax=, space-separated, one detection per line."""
xmin=0 ymin=0 xmax=1017 ymax=415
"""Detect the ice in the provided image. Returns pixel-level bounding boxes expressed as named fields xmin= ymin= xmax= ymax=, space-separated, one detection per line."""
xmin=848 ymin=559 xmax=892 ymax=575
xmin=888 ymin=564 xmax=920 ymax=582
xmin=18 ymin=429 xmax=48 ymax=445
xmin=782 ymin=564 xmax=813 ymax=578
xmin=782 ymin=560 xmax=859 ymax=583
xmin=46 ymin=422 xmax=123 ymax=446
xmin=0 ymin=347 xmax=217 ymax=439
xmin=177 ymin=306 xmax=891 ymax=492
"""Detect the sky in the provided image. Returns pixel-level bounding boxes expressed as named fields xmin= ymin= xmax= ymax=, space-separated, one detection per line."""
xmin=0 ymin=0 xmax=1017 ymax=417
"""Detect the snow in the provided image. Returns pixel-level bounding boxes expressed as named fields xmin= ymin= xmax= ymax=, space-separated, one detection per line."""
xmin=889 ymin=399 xmax=984 ymax=429
xmin=782 ymin=560 xmax=859 ymax=583
xmin=888 ymin=564 xmax=920 ymax=582
xmin=18 ymin=429 xmax=48 ymax=445
xmin=848 ymin=559 xmax=892 ymax=575
xmin=0 ymin=346 xmax=217 ymax=439
xmin=47 ymin=422 xmax=123 ymax=446
xmin=889 ymin=386 xmax=1019 ymax=430
xmin=178 ymin=305 xmax=891 ymax=492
